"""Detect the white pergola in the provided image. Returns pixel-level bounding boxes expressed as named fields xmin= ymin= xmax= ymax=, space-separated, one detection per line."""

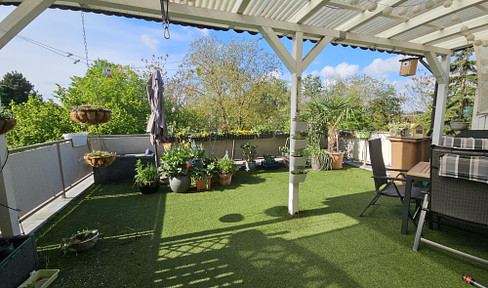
xmin=0 ymin=0 xmax=487 ymax=228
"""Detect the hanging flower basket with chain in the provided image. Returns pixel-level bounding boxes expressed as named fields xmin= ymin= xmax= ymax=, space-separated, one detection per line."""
xmin=70 ymin=104 xmax=111 ymax=125
xmin=84 ymin=151 xmax=116 ymax=168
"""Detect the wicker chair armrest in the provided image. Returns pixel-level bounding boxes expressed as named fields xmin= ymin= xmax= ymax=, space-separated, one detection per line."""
xmin=371 ymin=175 xmax=406 ymax=182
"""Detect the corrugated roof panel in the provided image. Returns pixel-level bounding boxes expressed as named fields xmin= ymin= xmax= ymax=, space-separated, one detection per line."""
xmin=431 ymin=6 xmax=486 ymax=27
xmin=311 ymin=6 xmax=358 ymax=29
xmin=393 ymin=25 xmax=438 ymax=41
xmin=279 ymin=1 xmax=307 ymax=22
xmin=351 ymin=16 xmax=400 ymax=35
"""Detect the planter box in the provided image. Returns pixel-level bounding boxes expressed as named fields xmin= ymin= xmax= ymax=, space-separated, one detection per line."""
xmin=289 ymin=173 xmax=307 ymax=183
xmin=290 ymin=139 xmax=307 ymax=151
xmin=290 ymin=156 xmax=307 ymax=168
xmin=63 ymin=132 xmax=88 ymax=147
xmin=291 ymin=120 xmax=307 ymax=133
xmin=0 ymin=234 xmax=38 ymax=288
xmin=18 ymin=269 xmax=60 ymax=288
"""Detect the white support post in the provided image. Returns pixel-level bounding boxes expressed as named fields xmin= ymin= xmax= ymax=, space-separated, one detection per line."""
xmin=259 ymin=28 xmax=330 ymax=215
xmin=0 ymin=0 xmax=54 ymax=50
xmin=425 ymin=52 xmax=451 ymax=145
xmin=288 ymin=31 xmax=303 ymax=215
xmin=0 ymin=135 xmax=20 ymax=236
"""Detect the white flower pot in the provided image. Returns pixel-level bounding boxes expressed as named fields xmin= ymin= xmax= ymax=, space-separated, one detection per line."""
xmin=290 ymin=139 xmax=307 ymax=151
xmin=63 ymin=132 xmax=88 ymax=147
xmin=290 ymin=156 xmax=307 ymax=168
xmin=291 ymin=120 xmax=307 ymax=133
xmin=289 ymin=173 xmax=307 ymax=183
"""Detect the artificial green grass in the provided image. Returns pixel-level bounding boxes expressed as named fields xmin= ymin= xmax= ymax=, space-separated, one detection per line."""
xmin=35 ymin=165 xmax=488 ymax=287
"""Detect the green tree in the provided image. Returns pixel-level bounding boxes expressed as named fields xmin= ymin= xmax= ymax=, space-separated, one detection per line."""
xmin=7 ymin=96 xmax=72 ymax=148
xmin=446 ymin=48 xmax=477 ymax=123
xmin=302 ymin=74 xmax=323 ymax=101
xmin=364 ymin=85 xmax=404 ymax=131
xmin=0 ymin=71 xmax=37 ymax=107
xmin=170 ymin=36 xmax=282 ymax=130
xmin=55 ymin=60 xmax=150 ymax=135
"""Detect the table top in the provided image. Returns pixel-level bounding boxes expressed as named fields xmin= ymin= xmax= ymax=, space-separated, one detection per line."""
xmin=406 ymin=161 xmax=430 ymax=179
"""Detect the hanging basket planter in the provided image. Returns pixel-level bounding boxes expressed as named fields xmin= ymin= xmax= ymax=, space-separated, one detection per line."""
xmin=70 ymin=104 xmax=111 ymax=125
xmin=84 ymin=151 xmax=116 ymax=168
xmin=0 ymin=118 xmax=16 ymax=135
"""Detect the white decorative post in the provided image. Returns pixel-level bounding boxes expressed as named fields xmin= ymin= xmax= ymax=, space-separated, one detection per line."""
xmin=0 ymin=134 xmax=20 ymax=236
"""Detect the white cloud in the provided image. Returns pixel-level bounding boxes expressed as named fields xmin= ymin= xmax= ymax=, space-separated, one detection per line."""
xmin=318 ymin=62 xmax=359 ymax=79
xmin=362 ymin=55 xmax=402 ymax=77
xmin=140 ymin=34 xmax=160 ymax=51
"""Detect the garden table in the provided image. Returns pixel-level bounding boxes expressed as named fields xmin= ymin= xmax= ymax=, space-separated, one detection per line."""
xmin=402 ymin=161 xmax=430 ymax=235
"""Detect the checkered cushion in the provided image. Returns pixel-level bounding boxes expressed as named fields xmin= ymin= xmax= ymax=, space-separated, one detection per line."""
xmin=439 ymin=153 xmax=488 ymax=184
xmin=442 ymin=136 xmax=488 ymax=150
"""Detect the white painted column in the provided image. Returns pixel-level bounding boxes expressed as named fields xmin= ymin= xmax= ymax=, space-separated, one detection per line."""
xmin=0 ymin=0 xmax=54 ymax=50
xmin=288 ymin=31 xmax=303 ymax=215
xmin=425 ymin=52 xmax=451 ymax=145
xmin=473 ymin=45 xmax=488 ymax=129
xmin=0 ymin=134 xmax=20 ymax=236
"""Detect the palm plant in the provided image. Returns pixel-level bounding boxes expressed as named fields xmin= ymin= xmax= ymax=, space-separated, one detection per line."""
xmin=304 ymin=93 xmax=357 ymax=152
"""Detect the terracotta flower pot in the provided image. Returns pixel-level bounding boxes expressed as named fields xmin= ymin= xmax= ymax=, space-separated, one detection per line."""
xmin=331 ymin=152 xmax=345 ymax=170
xmin=218 ymin=174 xmax=233 ymax=186
xmin=196 ymin=177 xmax=211 ymax=191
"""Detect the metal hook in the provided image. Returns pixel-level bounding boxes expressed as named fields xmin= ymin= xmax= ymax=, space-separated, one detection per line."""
xmin=164 ymin=21 xmax=170 ymax=39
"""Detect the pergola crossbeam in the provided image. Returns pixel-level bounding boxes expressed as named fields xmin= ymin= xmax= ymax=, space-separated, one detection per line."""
xmin=376 ymin=0 xmax=486 ymax=39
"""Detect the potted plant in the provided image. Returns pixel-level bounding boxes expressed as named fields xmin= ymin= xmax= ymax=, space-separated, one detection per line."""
xmin=290 ymin=132 xmax=308 ymax=151
xmin=262 ymin=154 xmax=279 ymax=169
xmin=159 ymin=141 xmax=193 ymax=193
xmin=306 ymin=144 xmax=334 ymax=171
xmin=449 ymin=119 xmax=470 ymax=131
xmin=61 ymin=229 xmax=99 ymax=253
xmin=84 ymin=150 xmax=116 ymax=168
xmin=191 ymin=166 xmax=211 ymax=191
xmin=18 ymin=269 xmax=60 ymax=288
xmin=70 ymin=103 xmax=111 ymax=125
xmin=188 ymin=141 xmax=205 ymax=168
xmin=217 ymin=157 xmax=236 ymax=186
xmin=290 ymin=168 xmax=307 ymax=183
xmin=0 ymin=108 xmax=16 ymax=135
xmin=134 ymin=160 xmax=160 ymax=194
xmin=240 ymin=142 xmax=257 ymax=171
xmin=255 ymin=124 xmax=273 ymax=138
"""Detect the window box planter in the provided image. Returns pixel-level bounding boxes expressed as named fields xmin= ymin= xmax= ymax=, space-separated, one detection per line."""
xmin=62 ymin=132 xmax=88 ymax=147
xmin=354 ymin=131 xmax=371 ymax=139
xmin=18 ymin=269 xmax=60 ymax=288
xmin=290 ymin=139 xmax=307 ymax=151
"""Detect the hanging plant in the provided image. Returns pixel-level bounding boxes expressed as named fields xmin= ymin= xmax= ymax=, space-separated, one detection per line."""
xmin=84 ymin=150 xmax=116 ymax=168
xmin=70 ymin=103 xmax=111 ymax=125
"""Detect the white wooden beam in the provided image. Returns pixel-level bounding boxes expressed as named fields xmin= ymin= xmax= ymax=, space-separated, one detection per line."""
xmin=377 ymin=0 xmax=486 ymax=39
xmin=0 ymin=0 xmax=55 ymax=50
xmin=425 ymin=53 xmax=451 ymax=145
xmin=335 ymin=0 xmax=407 ymax=31
xmin=231 ymin=0 xmax=250 ymax=14
xmin=303 ymin=35 xmax=332 ymax=69
xmin=289 ymin=0 xmax=330 ymax=24
xmin=413 ymin=15 xmax=488 ymax=45
xmin=259 ymin=26 xmax=296 ymax=74
xmin=46 ymin=0 xmax=451 ymax=55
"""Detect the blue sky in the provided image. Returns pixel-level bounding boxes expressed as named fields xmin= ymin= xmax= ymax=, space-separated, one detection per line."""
xmin=0 ymin=6 xmax=423 ymax=100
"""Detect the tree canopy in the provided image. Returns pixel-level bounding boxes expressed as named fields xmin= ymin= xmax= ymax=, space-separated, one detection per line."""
xmin=0 ymin=71 xmax=37 ymax=107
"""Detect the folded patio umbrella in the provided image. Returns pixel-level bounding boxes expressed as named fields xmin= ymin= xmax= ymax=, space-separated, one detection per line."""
xmin=146 ymin=70 xmax=169 ymax=167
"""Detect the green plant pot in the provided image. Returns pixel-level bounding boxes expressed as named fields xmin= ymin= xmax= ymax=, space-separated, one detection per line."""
xmin=169 ymin=175 xmax=191 ymax=192
xmin=290 ymin=156 xmax=307 ymax=168
xmin=290 ymin=139 xmax=307 ymax=151
xmin=291 ymin=120 xmax=307 ymax=133
xmin=450 ymin=121 xmax=470 ymax=131
xmin=18 ymin=269 xmax=60 ymax=288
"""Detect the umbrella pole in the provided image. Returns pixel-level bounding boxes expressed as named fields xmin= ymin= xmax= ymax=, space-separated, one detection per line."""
xmin=153 ymin=143 xmax=159 ymax=168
